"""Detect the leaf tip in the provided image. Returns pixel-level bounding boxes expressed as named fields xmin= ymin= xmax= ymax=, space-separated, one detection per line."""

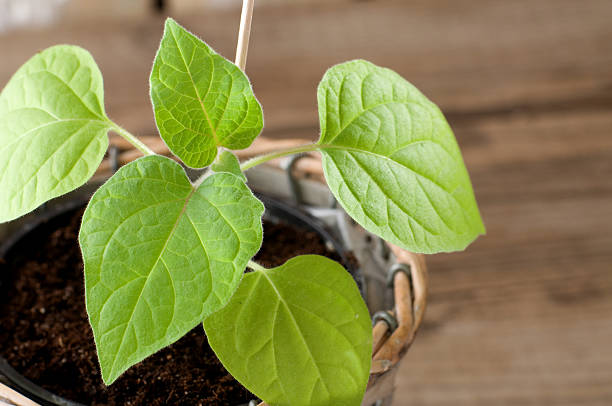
xmin=477 ymin=218 xmax=487 ymax=236
xmin=163 ymin=17 xmax=183 ymax=38
xmin=99 ymin=361 xmax=119 ymax=386
xmin=164 ymin=16 xmax=178 ymax=28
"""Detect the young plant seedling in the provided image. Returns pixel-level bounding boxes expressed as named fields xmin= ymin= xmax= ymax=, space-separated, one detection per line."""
xmin=0 ymin=17 xmax=484 ymax=406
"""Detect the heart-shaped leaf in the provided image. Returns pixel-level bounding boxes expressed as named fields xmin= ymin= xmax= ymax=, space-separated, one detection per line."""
xmin=317 ymin=60 xmax=485 ymax=253
xmin=80 ymin=155 xmax=264 ymax=384
xmin=204 ymin=255 xmax=372 ymax=406
xmin=0 ymin=45 xmax=112 ymax=223
xmin=150 ymin=18 xmax=263 ymax=168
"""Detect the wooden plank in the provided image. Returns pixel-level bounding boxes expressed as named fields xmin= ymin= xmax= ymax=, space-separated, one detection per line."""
xmin=1 ymin=0 xmax=611 ymax=134
xmin=393 ymin=108 xmax=612 ymax=405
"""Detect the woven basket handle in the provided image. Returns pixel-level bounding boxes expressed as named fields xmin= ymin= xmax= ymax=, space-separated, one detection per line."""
xmin=371 ymin=245 xmax=428 ymax=374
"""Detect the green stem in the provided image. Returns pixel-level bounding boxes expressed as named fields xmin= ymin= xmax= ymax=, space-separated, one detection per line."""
xmin=111 ymin=124 xmax=156 ymax=156
xmin=240 ymin=143 xmax=321 ymax=171
xmin=247 ymin=260 xmax=267 ymax=272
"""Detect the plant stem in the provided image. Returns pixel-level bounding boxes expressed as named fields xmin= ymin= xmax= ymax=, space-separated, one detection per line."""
xmin=240 ymin=143 xmax=320 ymax=171
xmin=247 ymin=260 xmax=267 ymax=272
xmin=235 ymin=0 xmax=255 ymax=71
xmin=111 ymin=124 xmax=155 ymax=156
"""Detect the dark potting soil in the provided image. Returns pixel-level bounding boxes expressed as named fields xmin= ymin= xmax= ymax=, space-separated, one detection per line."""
xmin=0 ymin=207 xmax=348 ymax=405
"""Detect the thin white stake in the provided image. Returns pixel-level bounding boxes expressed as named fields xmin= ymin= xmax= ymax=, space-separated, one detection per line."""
xmin=235 ymin=0 xmax=255 ymax=71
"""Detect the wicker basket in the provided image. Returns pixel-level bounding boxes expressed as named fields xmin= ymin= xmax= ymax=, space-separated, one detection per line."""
xmin=105 ymin=136 xmax=429 ymax=406
xmin=0 ymin=137 xmax=428 ymax=406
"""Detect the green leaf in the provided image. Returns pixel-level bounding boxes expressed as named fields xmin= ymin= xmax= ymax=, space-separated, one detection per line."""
xmin=204 ymin=255 xmax=372 ymax=406
xmin=0 ymin=45 xmax=111 ymax=223
xmin=317 ymin=60 xmax=485 ymax=254
xmin=211 ymin=149 xmax=246 ymax=182
xmin=150 ymin=18 xmax=263 ymax=168
xmin=80 ymin=155 xmax=264 ymax=384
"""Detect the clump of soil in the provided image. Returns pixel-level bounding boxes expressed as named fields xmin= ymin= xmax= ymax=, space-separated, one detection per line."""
xmin=0 ymin=207 xmax=347 ymax=405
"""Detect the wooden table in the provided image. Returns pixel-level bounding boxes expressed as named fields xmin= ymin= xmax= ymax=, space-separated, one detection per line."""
xmin=1 ymin=0 xmax=612 ymax=404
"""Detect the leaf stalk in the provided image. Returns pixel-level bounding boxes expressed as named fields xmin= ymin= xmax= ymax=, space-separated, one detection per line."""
xmin=247 ymin=260 xmax=267 ymax=272
xmin=111 ymin=124 xmax=156 ymax=156
xmin=240 ymin=143 xmax=320 ymax=171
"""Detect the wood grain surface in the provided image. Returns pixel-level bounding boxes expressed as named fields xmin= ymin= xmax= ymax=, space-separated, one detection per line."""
xmin=1 ymin=0 xmax=611 ymax=404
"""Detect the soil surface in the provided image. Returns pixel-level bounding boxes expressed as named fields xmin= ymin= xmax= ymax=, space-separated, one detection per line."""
xmin=0 ymin=207 xmax=347 ymax=405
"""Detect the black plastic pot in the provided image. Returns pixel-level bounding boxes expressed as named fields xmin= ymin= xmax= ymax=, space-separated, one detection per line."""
xmin=0 ymin=190 xmax=357 ymax=406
